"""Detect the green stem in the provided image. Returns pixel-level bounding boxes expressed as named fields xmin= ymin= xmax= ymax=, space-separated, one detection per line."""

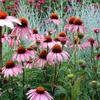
xmin=0 ymin=26 xmax=2 ymax=66
xmin=0 ymin=27 xmax=3 ymax=100
xmin=90 ymin=46 xmax=93 ymax=63
xmin=74 ymin=45 xmax=78 ymax=68
xmin=52 ymin=64 xmax=57 ymax=96
xmin=22 ymin=62 xmax=25 ymax=100
xmin=43 ymin=66 xmax=48 ymax=82
xmin=90 ymin=45 xmax=96 ymax=69
xmin=11 ymin=77 xmax=14 ymax=100
xmin=96 ymin=34 xmax=100 ymax=49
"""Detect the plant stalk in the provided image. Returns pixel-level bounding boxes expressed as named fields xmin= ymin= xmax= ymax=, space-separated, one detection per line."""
xmin=22 ymin=62 xmax=25 ymax=100
xmin=0 ymin=26 xmax=2 ymax=66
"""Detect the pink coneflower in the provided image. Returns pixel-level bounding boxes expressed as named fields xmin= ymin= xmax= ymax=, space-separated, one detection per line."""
xmin=64 ymin=16 xmax=76 ymax=32
xmin=7 ymin=35 xmax=20 ymax=48
xmin=26 ymin=87 xmax=53 ymax=100
xmin=27 ymin=47 xmax=35 ymax=58
xmin=47 ymin=44 xmax=70 ymax=65
xmin=73 ymin=17 xmax=86 ymax=33
xmin=39 ymin=0 xmax=45 ymax=4
xmin=40 ymin=36 xmax=56 ymax=49
xmin=64 ymin=16 xmax=86 ymax=33
xmin=54 ymin=37 xmax=62 ymax=46
xmin=24 ymin=59 xmax=33 ymax=69
xmin=34 ymin=50 xmax=47 ymax=68
xmin=13 ymin=46 xmax=32 ymax=62
xmin=96 ymin=53 xmax=100 ymax=60
xmin=11 ymin=17 xmax=32 ymax=39
xmin=57 ymin=32 xmax=70 ymax=45
xmin=82 ymin=38 xmax=98 ymax=49
xmin=30 ymin=28 xmax=44 ymax=42
xmin=0 ymin=0 xmax=6 ymax=3
xmin=47 ymin=13 xmax=60 ymax=25
xmin=1 ymin=34 xmax=8 ymax=43
xmin=0 ymin=10 xmax=21 ymax=29
xmin=2 ymin=60 xmax=23 ymax=78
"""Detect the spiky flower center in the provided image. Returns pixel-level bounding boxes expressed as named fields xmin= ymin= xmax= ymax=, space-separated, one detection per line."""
xmin=96 ymin=53 xmax=100 ymax=58
xmin=88 ymin=38 xmax=95 ymax=44
xmin=17 ymin=46 xmax=26 ymax=54
xmin=94 ymin=28 xmax=99 ymax=34
xmin=2 ymin=35 xmax=5 ymax=38
xmin=73 ymin=18 xmax=83 ymax=25
xmin=54 ymin=37 xmax=60 ymax=42
xmin=39 ymin=50 xmax=47 ymax=59
xmin=18 ymin=18 xmax=28 ymax=27
xmin=0 ymin=10 xmax=8 ymax=19
xmin=58 ymin=32 xmax=66 ymax=37
xmin=44 ymin=36 xmax=52 ymax=42
xmin=6 ymin=60 xmax=15 ymax=69
xmin=36 ymin=87 xmax=45 ymax=94
xmin=50 ymin=13 xmax=58 ymax=19
xmin=52 ymin=44 xmax=62 ymax=53
xmin=32 ymin=29 xmax=38 ymax=34
xmin=69 ymin=16 xmax=76 ymax=24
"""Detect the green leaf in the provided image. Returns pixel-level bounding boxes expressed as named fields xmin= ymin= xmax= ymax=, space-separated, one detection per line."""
xmin=71 ymin=77 xmax=82 ymax=100
xmin=55 ymin=86 xmax=67 ymax=97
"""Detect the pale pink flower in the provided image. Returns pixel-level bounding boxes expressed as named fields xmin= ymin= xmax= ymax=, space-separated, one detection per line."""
xmin=64 ymin=16 xmax=76 ymax=32
xmin=72 ymin=17 xmax=87 ymax=33
xmin=54 ymin=32 xmax=71 ymax=48
xmin=40 ymin=36 xmax=56 ymax=49
xmin=54 ymin=37 xmax=62 ymax=45
xmin=13 ymin=46 xmax=32 ymax=62
xmin=39 ymin=0 xmax=45 ymax=4
xmin=57 ymin=32 xmax=71 ymax=46
xmin=34 ymin=50 xmax=47 ymax=68
xmin=30 ymin=28 xmax=44 ymax=42
xmin=0 ymin=0 xmax=6 ymax=3
xmin=11 ymin=17 xmax=32 ymax=39
xmin=81 ymin=38 xmax=98 ymax=49
xmin=27 ymin=47 xmax=36 ymax=58
xmin=47 ymin=44 xmax=70 ymax=65
xmin=26 ymin=87 xmax=53 ymax=100
xmin=7 ymin=35 xmax=20 ymax=48
xmin=2 ymin=60 xmax=23 ymax=78
xmin=24 ymin=59 xmax=33 ymax=69
xmin=64 ymin=16 xmax=86 ymax=33
xmin=1 ymin=34 xmax=8 ymax=43
xmin=0 ymin=10 xmax=21 ymax=29
xmin=46 ymin=13 xmax=60 ymax=25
